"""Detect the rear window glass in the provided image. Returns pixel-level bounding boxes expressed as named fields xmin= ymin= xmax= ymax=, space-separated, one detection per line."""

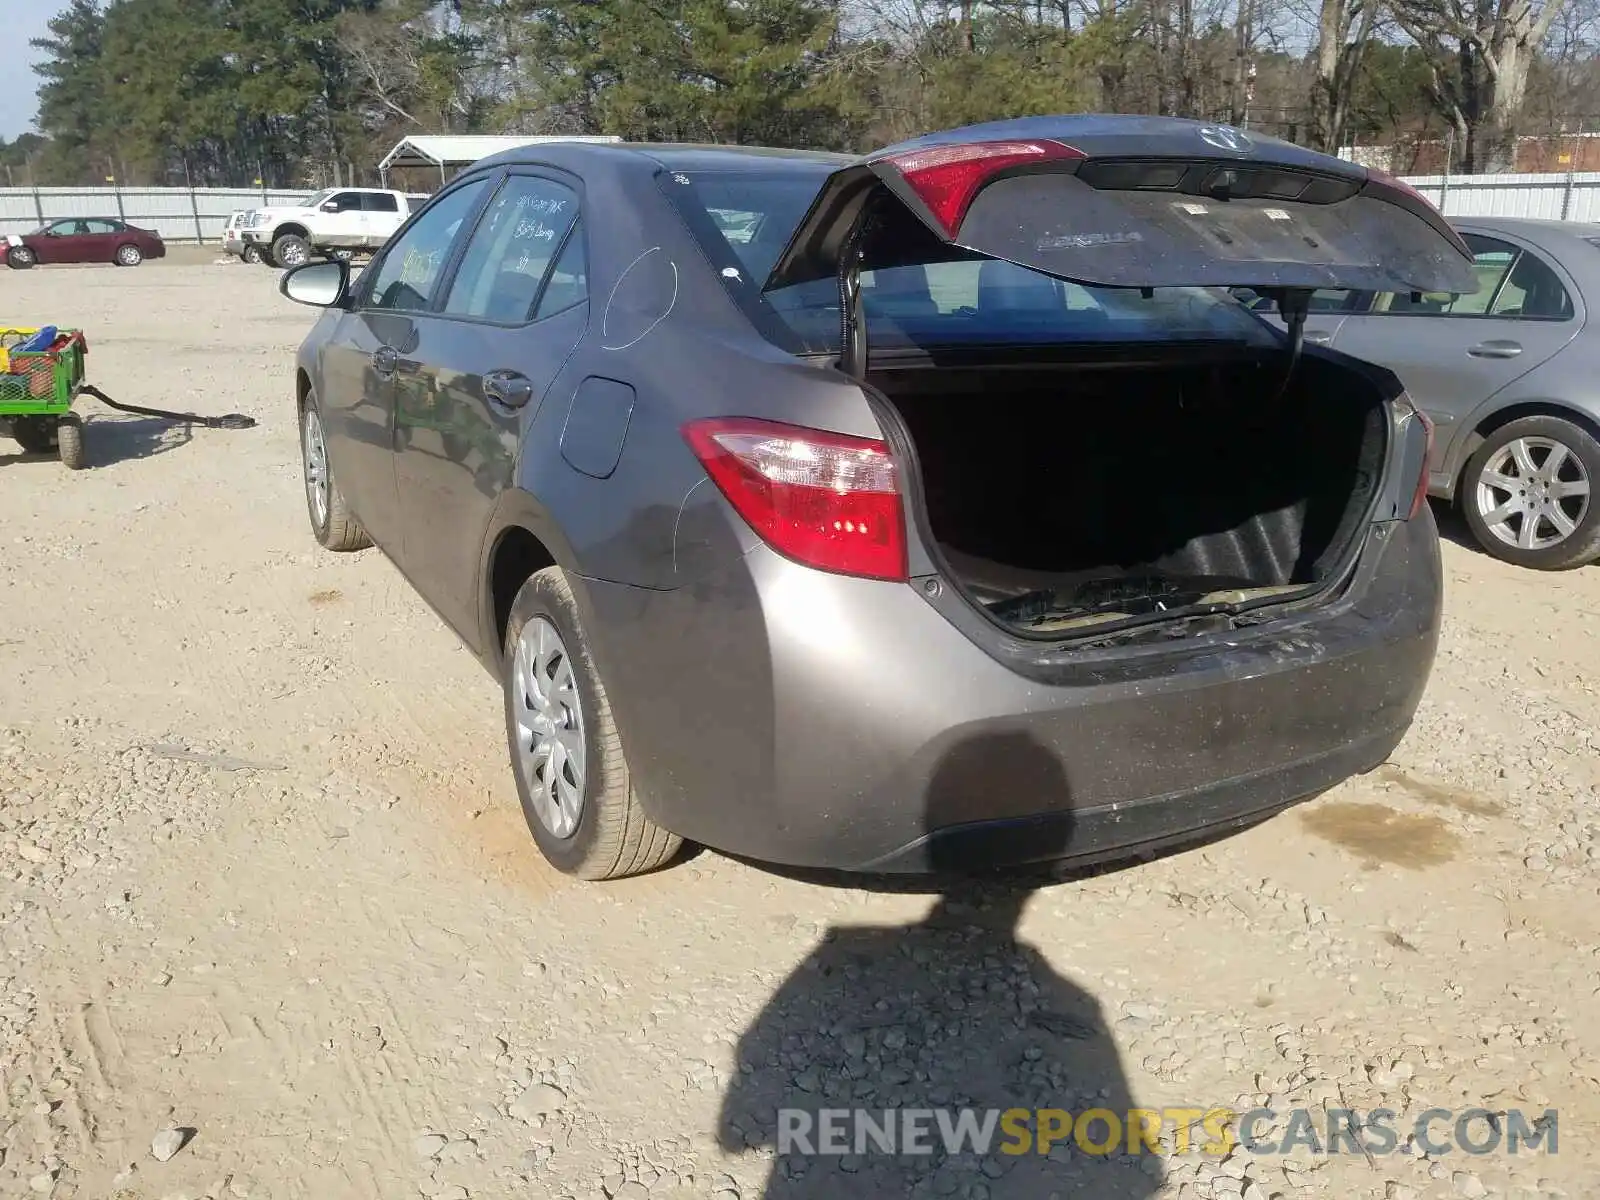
xmin=663 ymin=169 xmax=1276 ymax=354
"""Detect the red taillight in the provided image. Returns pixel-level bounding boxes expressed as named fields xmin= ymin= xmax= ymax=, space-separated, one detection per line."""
xmin=880 ymin=139 xmax=1085 ymax=239
xmin=683 ymin=416 xmax=907 ymax=582
xmin=1409 ymin=406 xmax=1434 ymax=519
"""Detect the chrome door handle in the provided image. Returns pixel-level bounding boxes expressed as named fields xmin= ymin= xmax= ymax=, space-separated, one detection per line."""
xmin=1468 ymin=340 xmax=1522 ymax=359
xmin=482 ymin=369 xmax=534 ymax=411
xmin=372 ymin=346 xmax=398 ymax=377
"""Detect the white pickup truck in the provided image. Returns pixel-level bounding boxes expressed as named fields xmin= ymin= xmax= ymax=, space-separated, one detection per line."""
xmin=241 ymin=187 xmax=423 ymax=268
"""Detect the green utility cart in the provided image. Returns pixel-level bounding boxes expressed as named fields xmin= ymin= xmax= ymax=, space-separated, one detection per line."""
xmin=0 ymin=326 xmax=88 ymax=469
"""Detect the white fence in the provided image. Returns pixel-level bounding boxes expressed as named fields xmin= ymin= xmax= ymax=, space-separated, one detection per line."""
xmin=2 ymin=172 xmax=1598 ymax=244
xmin=1399 ymin=172 xmax=1600 ymax=222
xmin=0 ymin=187 xmax=313 ymax=243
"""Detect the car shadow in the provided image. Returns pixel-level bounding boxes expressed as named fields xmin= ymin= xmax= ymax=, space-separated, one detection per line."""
xmin=716 ymin=732 xmax=1167 ymax=1199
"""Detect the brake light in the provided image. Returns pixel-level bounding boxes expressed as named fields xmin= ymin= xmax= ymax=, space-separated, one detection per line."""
xmin=880 ymin=140 xmax=1085 ymax=239
xmin=1409 ymin=406 xmax=1434 ymax=519
xmin=683 ymin=416 xmax=907 ymax=581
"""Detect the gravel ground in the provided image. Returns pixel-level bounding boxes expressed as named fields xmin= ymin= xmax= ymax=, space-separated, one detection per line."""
xmin=0 ymin=260 xmax=1597 ymax=1200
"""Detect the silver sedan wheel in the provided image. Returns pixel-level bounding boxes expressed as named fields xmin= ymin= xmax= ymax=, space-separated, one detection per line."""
xmin=302 ymin=407 xmax=330 ymax=528
xmin=1475 ymin=435 xmax=1592 ymax=551
xmin=511 ymin=616 xmax=587 ymax=839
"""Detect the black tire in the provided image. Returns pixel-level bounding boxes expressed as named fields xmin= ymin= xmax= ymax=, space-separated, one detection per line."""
xmin=10 ymin=415 xmax=58 ymax=454
xmin=299 ymin=392 xmax=371 ymax=552
xmin=272 ymin=233 xmax=312 ymax=269
xmin=327 ymin=248 xmax=355 ymax=263
xmin=57 ymin=414 xmax=86 ymax=470
xmin=502 ymin=567 xmax=682 ymax=880
xmin=7 ymin=246 xmax=35 ymax=270
xmin=1460 ymin=414 xmax=1600 ymax=570
xmin=242 ymin=244 xmax=263 ymax=265
xmin=114 ymin=243 xmax=143 ymax=267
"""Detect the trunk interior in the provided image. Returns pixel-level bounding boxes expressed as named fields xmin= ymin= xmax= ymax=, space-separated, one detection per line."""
xmin=872 ymin=354 xmax=1390 ymax=637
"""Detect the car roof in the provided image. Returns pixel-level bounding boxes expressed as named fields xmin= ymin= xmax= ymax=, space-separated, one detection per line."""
xmin=1451 ymin=215 xmax=1600 ymax=239
xmin=471 ymin=140 xmax=851 ymax=176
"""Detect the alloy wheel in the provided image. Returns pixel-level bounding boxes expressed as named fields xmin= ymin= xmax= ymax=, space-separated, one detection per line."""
xmin=511 ymin=616 xmax=587 ymax=840
xmin=1474 ymin=435 xmax=1592 ymax=551
xmin=302 ymin=407 xmax=330 ymax=529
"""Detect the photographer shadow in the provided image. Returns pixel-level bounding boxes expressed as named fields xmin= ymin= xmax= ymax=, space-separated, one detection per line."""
xmin=716 ymin=731 xmax=1162 ymax=1198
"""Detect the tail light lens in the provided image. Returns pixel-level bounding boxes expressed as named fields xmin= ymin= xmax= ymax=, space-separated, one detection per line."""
xmin=683 ymin=416 xmax=907 ymax=581
xmin=879 ymin=140 xmax=1085 ymax=239
xmin=1409 ymin=406 xmax=1434 ymax=519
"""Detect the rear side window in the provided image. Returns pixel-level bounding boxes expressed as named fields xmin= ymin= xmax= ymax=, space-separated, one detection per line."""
xmin=663 ymin=169 xmax=1274 ymax=353
xmin=443 ymin=175 xmax=580 ymax=323
xmin=363 ymin=179 xmax=489 ymax=313
xmin=364 ymin=193 xmax=400 ymax=213
xmin=1369 ymin=234 xmax=1572 ymax=319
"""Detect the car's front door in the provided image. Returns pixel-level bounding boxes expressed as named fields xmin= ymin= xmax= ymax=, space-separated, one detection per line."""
xmin=393 ymin=171 xmax=588 ymax=644
xmin=1326 ymin=231 xmax=1583 ymax=481
xmin=318 ymin=177 xmax=494 ymax=560
xmin=36 ymin=221 xmax=88 ymax=264
xmin=319 ymin=191 xmax=368 ymax=245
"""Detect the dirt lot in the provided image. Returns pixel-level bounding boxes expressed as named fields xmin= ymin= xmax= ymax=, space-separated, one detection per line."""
xmin=0 ymin=261 xmax=1597 ymax=1200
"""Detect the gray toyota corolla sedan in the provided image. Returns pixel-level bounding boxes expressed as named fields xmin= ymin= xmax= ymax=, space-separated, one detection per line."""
xmin=280 ymin=116 xmax=1472 ymax=880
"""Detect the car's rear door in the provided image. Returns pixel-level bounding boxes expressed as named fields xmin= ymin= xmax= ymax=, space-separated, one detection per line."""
xmin=1323 ymin=230 xmax=1583 ymax=481
xmin=84 ymin=219 xmax=121 ymax=262
xmin=318 ymin=177 xmax=495 ymax=560
xmin=391 ymin=169 xmax=588 ymax=645
xmin=361 ymin=191 xmax=402 ymax=248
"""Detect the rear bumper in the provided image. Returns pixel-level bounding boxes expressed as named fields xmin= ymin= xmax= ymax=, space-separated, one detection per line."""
xmin=577 ymin=510 xmax=1443 ymax=874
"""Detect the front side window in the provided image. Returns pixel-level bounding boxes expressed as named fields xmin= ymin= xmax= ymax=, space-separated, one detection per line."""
xmin=443 ymin=175 xmax=580 ymax=324
xmin=662 ymin=168 xmax=1276 ymax=354
xmin=362 ymin=178 xmax=489 ymax=313
xmin=326 ymin=192 xmax=364 ymax=213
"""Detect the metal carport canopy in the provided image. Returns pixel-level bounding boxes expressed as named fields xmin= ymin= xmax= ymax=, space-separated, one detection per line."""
xmin=378 ymin=135 xmax=624 ymax=185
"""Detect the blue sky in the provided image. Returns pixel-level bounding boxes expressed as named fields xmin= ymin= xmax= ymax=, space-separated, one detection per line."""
xmin=1 ymin=0 xmax=55 ymax=141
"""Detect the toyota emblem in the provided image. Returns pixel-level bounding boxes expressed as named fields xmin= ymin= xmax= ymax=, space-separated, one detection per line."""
xmin=1199 ymin=125 xmax=1254 ymax=153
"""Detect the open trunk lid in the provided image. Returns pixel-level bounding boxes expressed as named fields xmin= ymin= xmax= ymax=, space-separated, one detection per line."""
xmin=762 ymin=115 xmax=1477 ymax=298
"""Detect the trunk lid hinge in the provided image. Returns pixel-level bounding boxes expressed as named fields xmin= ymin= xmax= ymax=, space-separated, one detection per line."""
xmin=838 ymin=200 xmax=882 ymax=381
xmin=1265 ymin=286 xmax=1313 ymax=402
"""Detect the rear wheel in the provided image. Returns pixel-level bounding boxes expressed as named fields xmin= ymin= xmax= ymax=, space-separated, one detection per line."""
xmin=272 ymin=233 xmax=311 ymax=269
xmin=10 ymin=415 xmax=57 ymax=453
xmin=299 ymin=396 xmax=371 ymax=552
xmin=503 ymin=567 xmax=682 ymax=880
xmin=242 ymin=244 xmax=263 ymax=265
xmin=7 ymin=245 xmax=35 ymax=270
xmin=56 ymin=414 xmax=86 ymax=470
xmin=1461 ymin=415 xmax=1600 ymax=570
xmin=114 ymin=243 xmax=143 ymax=267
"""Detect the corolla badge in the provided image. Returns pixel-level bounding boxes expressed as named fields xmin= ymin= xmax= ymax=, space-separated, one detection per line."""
xmin=1198 ymin=125 xmax=1254 ymax=153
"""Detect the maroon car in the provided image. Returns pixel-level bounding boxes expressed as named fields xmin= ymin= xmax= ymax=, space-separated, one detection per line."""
xmin=5 ymin=218 xmax=166 ymax=269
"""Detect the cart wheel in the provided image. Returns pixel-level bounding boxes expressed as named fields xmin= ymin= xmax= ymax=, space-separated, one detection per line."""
xmin=57 ymin=414 xmax=86 ymax=470
xmin=10 ymin=415 xmax=58 ymax=454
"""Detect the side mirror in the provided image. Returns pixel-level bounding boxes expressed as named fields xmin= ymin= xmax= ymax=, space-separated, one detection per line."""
xmin=280 ymin=259 xmax=349 ymax=309
xmin=321 ymin=201 xmax=340 ymax=213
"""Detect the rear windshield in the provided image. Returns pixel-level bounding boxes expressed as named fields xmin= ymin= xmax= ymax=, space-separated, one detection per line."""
xmin=662 ymin=169 xmax=1277 ymax=354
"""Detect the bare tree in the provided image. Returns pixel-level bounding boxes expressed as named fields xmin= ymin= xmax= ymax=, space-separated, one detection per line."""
xmin=1393 ymin=0 xmax=1567 ymax=172
xmin=1309 ymin=0 xmax=1382 ymax=152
